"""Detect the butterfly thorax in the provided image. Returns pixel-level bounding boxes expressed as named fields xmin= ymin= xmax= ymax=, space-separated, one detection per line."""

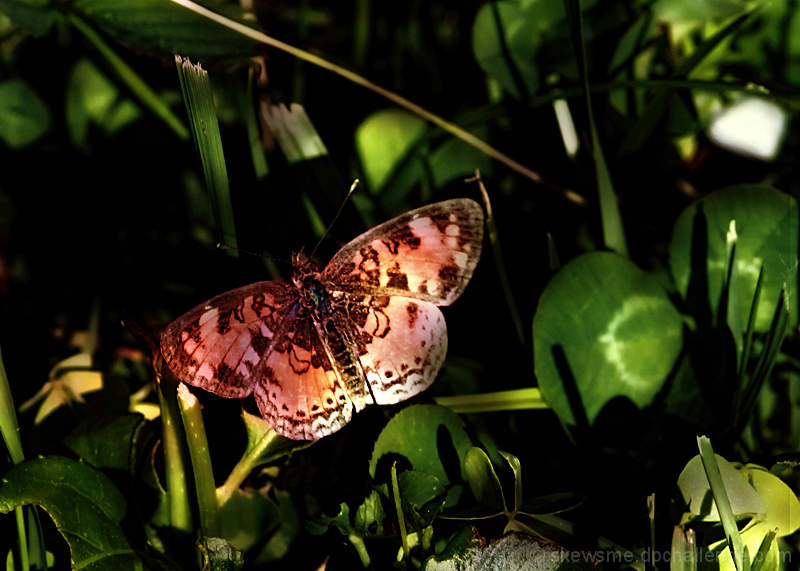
xmin=291 ymin=252 xmax=331 ymax=317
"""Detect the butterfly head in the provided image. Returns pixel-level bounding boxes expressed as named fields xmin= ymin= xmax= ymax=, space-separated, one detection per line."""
xmin=291 ymin=250 xmax=322 ymax=287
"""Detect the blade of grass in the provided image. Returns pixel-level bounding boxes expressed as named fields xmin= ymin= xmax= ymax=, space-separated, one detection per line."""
xmin=391 ymin=462 xmax=410 ymax=563
xmin=168 ymin=0 xmax=586 ymax=206
xmin=671 ymin=526 xmax=697 ymax=571
xmin=697 ymin=436 xmax=746 ymax=571
xmin=156 ymin=372 xmax=194 ymax=537
xmin=0 ymin=344 xmax=30 ymax=571
xmin=434 ymin=388 xmax=546 ymax=414
xmin=68 ymin=13 xmax=189 ymax=141
xmin=177 ymin=384 xmax=220 ymax=538
xmin=741 ymin=287 xmax=789 ymax=417
xmin=563 ymin=0 xmax=626 ymax=254
xmin=733 ymin=260 xmax=765 ymax=425
xmin=749 ymin=529 xmax=777 ymax=571
xmin=242 ymin=69 xmax=269 ymax=180
xmin=176 ymin=55 xmax=238 ymax=254
xmin=472 ymin=172 xmax=525 ymax=346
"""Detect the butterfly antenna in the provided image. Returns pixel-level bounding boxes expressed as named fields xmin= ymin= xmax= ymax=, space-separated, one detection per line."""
xmin=309 ymin=179 xmax=359 ymax=259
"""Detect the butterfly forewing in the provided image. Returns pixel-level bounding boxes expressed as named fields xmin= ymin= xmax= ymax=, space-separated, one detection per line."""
xmin=322 ymin=199 xmax=484 ymax=305
xmin=160 ymin=281 xmax=296 ymax=398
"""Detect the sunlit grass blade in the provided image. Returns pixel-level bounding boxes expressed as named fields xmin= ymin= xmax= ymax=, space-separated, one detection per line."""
xmin=740 ymin=287 xmax=789 ymax=421
xmin=697 ymin=436 xmax=747 ymax=571
xmin=473 ymin=172 xmax=525 ymax=346
xmin=176 ymin=55 xmax=238 ymax=254
xmin=177 ymin=384 xmax=220 ymax=538
xmin=156 ymin=369 xmax=194 ymax=539
xmin=733 ymin=260 xmax=765 ymax=426
xmin=434 ymin=388 xmax=546 ymax=414
xmin=68 ymin=13 xmax=189 ymax=141
xmin=749 ymin=529 xmax=777 ymax=571
xmin=671 ymin=526 xmax=697 ymax=571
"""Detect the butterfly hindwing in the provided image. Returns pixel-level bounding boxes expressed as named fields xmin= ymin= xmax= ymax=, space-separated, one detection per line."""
xmin=252 ymin=315 xmax=357 ymax=440
xmin=322 ymin=198 xmax=484 ymax=305
xmin=341 ymin=295 xmax=447 ymax=405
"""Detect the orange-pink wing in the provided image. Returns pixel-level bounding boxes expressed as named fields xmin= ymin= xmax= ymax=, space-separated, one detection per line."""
xmin=339 ymin=295 xmax=447 ymax=405
xmin=322 ymin=198 xmax=483 ymax=405
xmin=160 ymin=281 xmax=295 ymax=398
xmin=322 ymin=198 xmax=484 ymax=305
xmin=252 ymin=316 xmax=358 ymax=440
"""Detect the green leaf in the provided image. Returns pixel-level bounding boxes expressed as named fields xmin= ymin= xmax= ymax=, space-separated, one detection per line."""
xmin=472 ymin=0 xmax=543 ymax=98
xmin=669 ymin=185 xmax=799 ymax=332
xmin=464 ymin=447 xmax=505 ymax=508
xmin=743 ymin=465 xmax=800 ymax=537
xmin=355 ymin=108 xmax=427 ymax=195
xmin=534 ymin=251 xmax=684 ymax=426
xmin=676 ymin=453 xmax=766 ymax=523
xmin=66 ymin=58 xmax=141 ymax=148
xmin=381 ymin=470 xmax=447 ymax=531
xmin=71 ymin=0 xmax=258 ymax=61
xmin=370 ymin=404 xmax=473 ymax=508
xmin=0 ymin=79 xmax=51 ymax=148
xmin=0 ymin=456 xmax=141 ymax=570
xmin=64 ymin=414 xmax=150 ymax=472
xmin=0 ymin=0 xmax=56 ymax=35
xmin=421 ymin=526 xmax=482 ymax=569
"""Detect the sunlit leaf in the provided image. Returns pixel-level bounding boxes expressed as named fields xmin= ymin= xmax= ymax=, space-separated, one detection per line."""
xmin=534 ymin=252 xmax=684 ymax=426
xmin=676 ymin=454 xmax=766 ymax=523
xmin=669 ymin=185 xmax=798 ymax=332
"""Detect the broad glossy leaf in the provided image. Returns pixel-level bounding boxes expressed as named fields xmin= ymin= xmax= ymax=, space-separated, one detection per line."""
xmin=669 ymin=185 xmax=798 ymax=332
xmin=0 ymin=456 xmax=140 ymax=570
xmin=370 ymin=404 xmax=473 ymax=508
xmin=64 ymin=413 xmax=150 ymax=472
xmin=676 ymin=454 xmax=766 ymax=522
xmin=534 ymin=252 xmax=684 ymax=426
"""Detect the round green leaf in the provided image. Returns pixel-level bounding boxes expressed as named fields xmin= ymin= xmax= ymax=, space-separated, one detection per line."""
xmin=370 ymin=404 xmax=473 ymax=507
xmin=0 ymin=79 xmax=51 ymax=148
xmin=534 ymin=252 xmax=684 ymax=426
xmin=355 ymin=108 xmax=426 ymax=193
xmin=669 ymin=185 xmax=799 ymax=331
xmin=744 ymin=465 xmax=800 ymax=536
xmin=676 ymin=454 xmax=766 ymax=522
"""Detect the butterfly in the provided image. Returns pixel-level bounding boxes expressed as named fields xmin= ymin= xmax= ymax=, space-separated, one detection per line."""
xmin=160 ymin=198 xmax=484 ymax=440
